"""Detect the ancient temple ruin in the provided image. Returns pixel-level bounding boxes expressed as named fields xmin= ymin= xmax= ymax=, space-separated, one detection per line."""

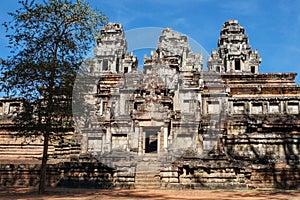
xmin=1 ymin=20 xmax=299 ymax=189
xmin=74 ymin=20 xmax=299 ymax=160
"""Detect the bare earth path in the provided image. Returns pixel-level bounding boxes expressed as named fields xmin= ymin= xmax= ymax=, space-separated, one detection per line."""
xmin=0 ymin=188 xmax=299 ymax=200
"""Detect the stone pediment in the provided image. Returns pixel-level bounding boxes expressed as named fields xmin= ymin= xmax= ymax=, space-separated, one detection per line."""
xmin=131 ymin=72 xmax=172 ymax=122
xmin=132 ymin=93 xmax=170 ymax=122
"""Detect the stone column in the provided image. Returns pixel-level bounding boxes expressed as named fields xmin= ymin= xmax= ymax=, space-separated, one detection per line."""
xmin=106 ymin=128 xmax=112 ymax=152
xmin=101 ymin=133 xmax=106 ymax=153
xmin=164 ymin=127 xmax=168 ymax=152
xmin=203 ymin=100 xmax=207 ymax=115
xmin=138 ymin=127 xmax=143 ymax=155
xmin=99 ymin=99 xmax=103 ymax=116
xmin=280 ymin=101 xmax=285 ymax=114
xmin=265 ymin=102 xmax=269 ymax=114
xmin=285 ymin=101 xmax=288 ymax=114
xmin=81 ymin=132 xmax=88 ymax=154
xmin=249 ymin=102 xmax=252 ymax=114
xmin=157 ymin=131 xmax=161 ymax=154
xmin=112 ymin=58 xmax=116 ymax=72
xmin=174 ymin=89 xmax=180 ymax=111
xmin=143 ymin=131 xmax=146 ymax=154
xmin=133 ymin=127 xmax=139 ymax=149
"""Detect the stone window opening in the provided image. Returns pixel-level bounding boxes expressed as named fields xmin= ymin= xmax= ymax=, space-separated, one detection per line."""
xmin=87 ymin=136 xmax=103 ymax=152
xmin=207 ymin=101 xmax=220 ymax=114
xmin=216 ymin=66 xmax=221 ymax=73
xmin=124 ymin=66 xmax=128 ymax=73
xmin=8 ymin=103 xmax=20 ymax=114
xmin=235 ymin=59 xmax=241 ymax=71
xmin=251 ymin=66 xmax=255 ymax=73
xmin=134 ymin=102 xmax=142 ymax=110
xmin=287 ymin=102 xmax=299 ymax=114
xmin=233 ymin=102 xmax=244 ymax=114
xmin=102 ymin=101 xmax=108 ymax=115
xmin=112 ymin=134 xmax=128 ymax=151
xmin=251 ymin=102 xmax=263 ymax=114
xmin=102 ymin=59 xmax=108 ymax=71
xmin=269 ymin=102 xmax=280 ymax=114
xmin=116 ymin=58 xmax=120 ymax=72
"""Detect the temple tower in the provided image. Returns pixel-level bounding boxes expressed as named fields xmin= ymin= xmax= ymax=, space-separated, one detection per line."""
xmin=93 ymin=22 xmax=137 ymax=74
xmin=207 ymin=20 xmax=261 ymax=74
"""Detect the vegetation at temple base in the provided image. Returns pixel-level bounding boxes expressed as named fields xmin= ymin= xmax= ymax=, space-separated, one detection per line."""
xmin=0 ymin=0 xmax=107 ymax=194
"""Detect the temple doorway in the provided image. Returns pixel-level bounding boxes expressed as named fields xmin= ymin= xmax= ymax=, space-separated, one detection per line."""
xmin=144 ymin=127 xmax=160 ymax=153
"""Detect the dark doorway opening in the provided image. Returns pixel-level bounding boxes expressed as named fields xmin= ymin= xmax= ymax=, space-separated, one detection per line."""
xmin=145 ymin=134 xmax=157 ymax=153
xmin=235 ymin=59 xmax=241 ymax=71
xmin=144 ymin=127 xmax=159 ymax=153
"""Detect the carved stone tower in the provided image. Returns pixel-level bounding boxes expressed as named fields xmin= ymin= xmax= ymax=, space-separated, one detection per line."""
xmin=207 ymin=20 xmax=261 ymax=73
xmin=93 ymin=22 xmax=137 ymax=74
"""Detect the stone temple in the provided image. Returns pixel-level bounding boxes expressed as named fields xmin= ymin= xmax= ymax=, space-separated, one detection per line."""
xmin=0 ymin=20 xmax=300 ymax=189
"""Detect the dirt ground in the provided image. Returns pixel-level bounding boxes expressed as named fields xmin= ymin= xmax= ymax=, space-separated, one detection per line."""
xmin=0 ymin=187 xmax=299 ymax=200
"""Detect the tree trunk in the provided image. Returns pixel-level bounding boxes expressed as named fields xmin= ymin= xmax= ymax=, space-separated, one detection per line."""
xmin=38 ymin=130 xmax=49 ymax=194
xmin=39 ymin=67 xmax=54 ymax=194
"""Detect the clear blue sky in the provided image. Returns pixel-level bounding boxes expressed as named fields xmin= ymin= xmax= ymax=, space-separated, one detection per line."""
xmin=1 ymin=0 xmax=300 ymax=83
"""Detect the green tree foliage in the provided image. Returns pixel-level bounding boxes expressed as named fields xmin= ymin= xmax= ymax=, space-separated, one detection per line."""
xmin=0 ymin=0 xmax=107 ymax=193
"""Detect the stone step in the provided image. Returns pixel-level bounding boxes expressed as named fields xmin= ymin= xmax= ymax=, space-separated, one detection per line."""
xmin=135 ymin=178 xmax=158 ymax=181
xmin=135 ymin=179 xmax=159 ymax=183
xmin=143 ymin=153 xmax=157 ymax=156
xmin=142 ymin=154 xmax=159 ymax=161
xmin=0 ymin=145 xmax=53 ymax=149
xmin=135 ymin=184 xmax=160 ymax=188
xmin=0 ymin=151 xmax=52 ymax=155
xmin=0 ymin=148 xmax=44 ymax=151
xmin=135 ymin=184 xmax=160 ymax=189
xmin=135 ymin=160 xmax=162 ymax=189
xmin=135 ymin=174 xmax=159 ymax=178
xmin=137 ymin=160 xmax=161 ymax=165
xmin=135 ymin=175 xmax=159 ymax=180
xmin=136 ymin=168 xmax=161 ymax=172
xmin=0 ymin=148 xmax=54 ymax=153
xmin=138 ymin=161 xmax=159 ymax=164
xmin=135 ymin=181 xmax=159 ymax=185
xmin=136 ymin=172 xmax=159 ymax=175
xmin=137 ymin=162 xmax=161 ymax=166
xmin=136 ymin=167 xmax=161 ymax=171
xmin=136 ymin=171 xmax=159 ymax=175
xmin=135 ymin=177 xmax=159 ymax=180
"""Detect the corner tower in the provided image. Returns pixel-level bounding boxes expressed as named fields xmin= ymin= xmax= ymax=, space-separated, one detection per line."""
xmin=93 ymin=22 xmax=137 ymax=74
xmin=207 ymin=20 xmax=261 ymax=74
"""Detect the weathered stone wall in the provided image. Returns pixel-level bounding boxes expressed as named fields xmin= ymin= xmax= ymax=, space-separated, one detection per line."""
xmin=160 ymin=159 xmax=300 ymax=190
xmin=160 ymin=158 xmax=250 ymax=190
xmin=1 ymin=160 xmax=299 ymax=190
xmin=56 ymin=162 xmax=115 ymax=189
xmin=250 ymin=164 xmax=300 ymax=189
xmin=0 ymin=102 xmax=81 ymax=163
xmin=0 ymin=161 xmax=135 ymax=189
xmin=0 ymin=164 xmax=59 ymax=187
xmin=226 ymin=134 xmax=300 ymax=163
xmin=0 ymin=129 xmax=81 ymax=163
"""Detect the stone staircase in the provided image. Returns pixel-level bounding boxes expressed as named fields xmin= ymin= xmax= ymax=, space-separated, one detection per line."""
xmin=135 ymin=154 xmax=161 ymax=189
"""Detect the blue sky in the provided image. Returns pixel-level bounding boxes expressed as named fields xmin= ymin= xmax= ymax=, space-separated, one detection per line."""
xmin=1 ymin=0 xmax=300 ymax=83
